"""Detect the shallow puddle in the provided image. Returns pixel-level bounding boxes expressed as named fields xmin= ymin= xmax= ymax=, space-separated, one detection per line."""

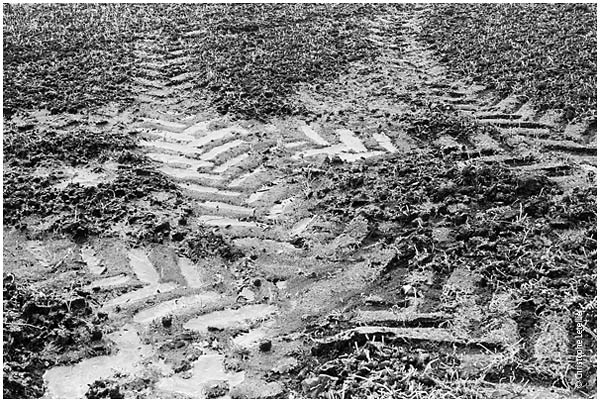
xmin=177 ymin=257 xmax=205 ymax=288
xmin=198 ymin=201 xmax=255 ymax=216
xmin=43 ymin=326 xmax=154 ymax=399
xmin=103 ymin=283 xmax=178 ymax=310
xmin=232 ymin=323 xmax=274 ymax=349
xmin=128 ymin=249 xmax=159 ymax=285
xmin=81 ymin=246 xmax=105 ymax=275
xmin=156 ymin=354 xmax=245 ymax=398
xmin=284 ymin=140 xmax=308 ymax=149
xmin=183 ymin=304 xmax=277 ymax=333
xmin=337 ymin=129 xmax=368 ymax=152
xmin=299 ymin=124 xmax=329 ymax=146
xmin=133 ymin=292 xmax=224 ymax=324
xmin=181 ymin=183 xmax=241 ymax=198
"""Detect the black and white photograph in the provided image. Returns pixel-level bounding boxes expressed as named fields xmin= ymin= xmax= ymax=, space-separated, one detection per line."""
xmin=2 ymin=1 xmax=597 ymax=399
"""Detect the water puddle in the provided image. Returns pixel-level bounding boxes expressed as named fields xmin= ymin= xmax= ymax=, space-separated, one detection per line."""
xmin=232 ymin=326 xmax=271 ymax=349
xmin=284 ymin=141 xmax=307 ymax=149
xmin=372 ymin=132 xmax=398 ymax=153
xmin=180 ymin=182 xmax=241 ymax=198
xmin=197 ymin=215 xmax=262 ymax=229
xmin=299 ymin=124 xmax=329 ymax=146
xmin=84 ymin=274 xmax=130 ymax=291
xmin=238 ymin=288 xmax=256 ymax=302
xmin=156 ymin=354 xmax=245 ymax=398
xmin=43 ymin=325 xmax=154 ymax=399
xmin=200 ymin=139 xmax=245 ymax=161
xmin=133 ymin=292 xmax=224 ymax=324
xmin=213 ymin=152 xmax=250 ymax=173
xmin=183 ymin=304 xmax=277 ymax=333
xmin=198 ymin=201 xmax=255 ymax=216
xmin=103 ymin=283 xmax=179 ymax=310
xmin=81 ymin=246 xmax=105 ymax=275
xmin=178 ymin=257 xmax=205 ymax=288
xmin=337 ymin=129 xmax=368 ymax=152
xmin=128 ymin=249 xmax=159 ymax=285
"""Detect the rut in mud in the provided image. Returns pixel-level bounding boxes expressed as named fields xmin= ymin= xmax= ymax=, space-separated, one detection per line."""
xmin=3 ymin=4 xmax=596 ymax=399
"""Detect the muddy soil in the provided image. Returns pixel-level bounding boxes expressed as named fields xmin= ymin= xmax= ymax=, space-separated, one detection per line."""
xmin=3 ymin=4 xmax=596 ymax=399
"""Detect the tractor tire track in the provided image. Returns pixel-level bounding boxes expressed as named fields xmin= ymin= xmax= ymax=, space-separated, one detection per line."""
xmin=40 ymin=6 xmax=594 ymax=398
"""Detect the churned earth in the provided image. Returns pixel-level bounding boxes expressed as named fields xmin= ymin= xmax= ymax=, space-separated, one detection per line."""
xmin=3 ymin=3 xmax=597 ymax=399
